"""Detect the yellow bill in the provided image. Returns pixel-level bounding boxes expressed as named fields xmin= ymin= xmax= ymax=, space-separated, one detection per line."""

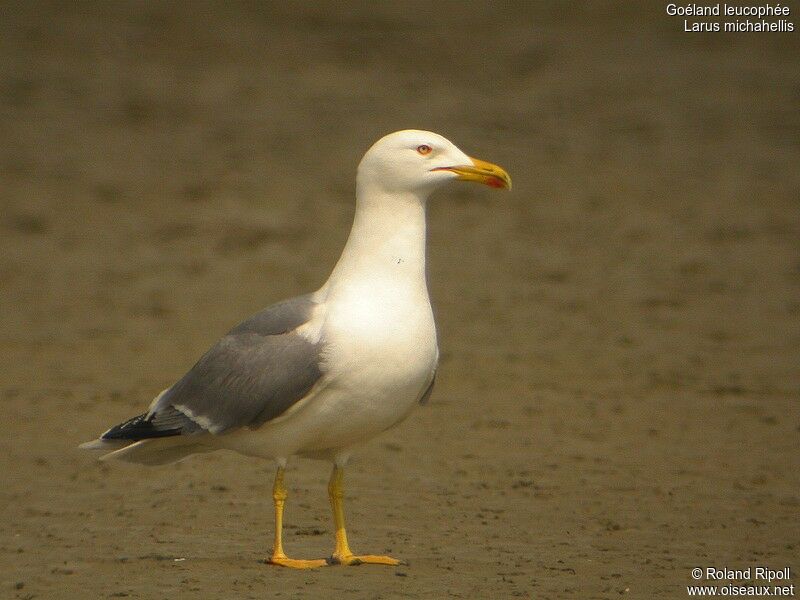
xmin=433 ymin=157 xmax=512 ymax=190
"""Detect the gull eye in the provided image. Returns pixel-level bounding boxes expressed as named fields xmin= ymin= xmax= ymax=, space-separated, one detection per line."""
xmin=416 ymin=144 xmax=432 ymax=156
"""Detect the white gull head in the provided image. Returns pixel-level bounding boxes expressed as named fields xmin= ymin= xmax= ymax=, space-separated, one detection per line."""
xmin=356 ymin=129 xmax=512 ymax=199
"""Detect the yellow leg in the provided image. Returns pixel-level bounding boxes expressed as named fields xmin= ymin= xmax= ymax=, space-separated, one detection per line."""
xmin=267 ymin=467 xmax=327 ymax=569
xmin=327 ymin=465 xmax=401 ymax=566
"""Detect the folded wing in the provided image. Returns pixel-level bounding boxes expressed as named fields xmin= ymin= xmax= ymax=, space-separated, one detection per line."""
xmin=98 ymin=294 xmax=325 ymax=442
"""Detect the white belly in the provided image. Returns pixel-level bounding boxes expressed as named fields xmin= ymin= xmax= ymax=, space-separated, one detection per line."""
xmin=224 ymin=279 xmax=438 ymax=460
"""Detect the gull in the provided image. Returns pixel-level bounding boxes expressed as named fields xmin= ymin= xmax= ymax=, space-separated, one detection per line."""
xmin=81 ymin=129 xmax=511 ymax=568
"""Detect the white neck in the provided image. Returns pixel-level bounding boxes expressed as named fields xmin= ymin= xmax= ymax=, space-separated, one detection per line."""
xmin=325 ymin=182 xmax=429 ymax=296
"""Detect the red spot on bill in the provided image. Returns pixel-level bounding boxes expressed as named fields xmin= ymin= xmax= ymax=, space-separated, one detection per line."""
xmin=486 ymin=176 xmax=505 ymax=188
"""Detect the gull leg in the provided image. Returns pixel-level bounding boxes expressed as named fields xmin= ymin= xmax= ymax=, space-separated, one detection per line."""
xmin=327 ymin=464 xmax=401 ymax=566
xmin=267 ymin=466 xmax=326 ymax=569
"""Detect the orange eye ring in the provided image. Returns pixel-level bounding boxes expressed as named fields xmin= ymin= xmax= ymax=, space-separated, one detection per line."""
xmin=416 ymin=144 xmax=432 ymax=155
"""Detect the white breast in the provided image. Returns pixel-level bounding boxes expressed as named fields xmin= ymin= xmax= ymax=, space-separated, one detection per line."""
xmin=315 ymin=274 xmax=439 ymax=439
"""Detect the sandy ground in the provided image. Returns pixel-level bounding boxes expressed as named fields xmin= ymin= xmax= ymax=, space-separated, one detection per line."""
xmin=1 ymin=2 xmax=798 ymax=599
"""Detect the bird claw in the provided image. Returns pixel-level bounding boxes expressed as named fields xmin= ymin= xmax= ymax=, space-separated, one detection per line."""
xmin=267 ymin=554 xmax=401 ymax=568
xmin=329 ymin=553 xmax=402 ymax=566
xmin=267 ymin=556 xmax=328 ymax=569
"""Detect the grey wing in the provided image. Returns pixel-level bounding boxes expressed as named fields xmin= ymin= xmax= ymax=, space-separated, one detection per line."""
xmin=149 ymin=293 xmax=324 ymax=434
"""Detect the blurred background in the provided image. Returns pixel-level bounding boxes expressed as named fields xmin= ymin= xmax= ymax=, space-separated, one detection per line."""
xmin=1 ymin=2 xmax=798 ymax=598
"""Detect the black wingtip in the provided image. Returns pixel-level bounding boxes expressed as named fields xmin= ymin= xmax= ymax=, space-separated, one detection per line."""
xmin=101 ymin=413 xmax=182 ymax=441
